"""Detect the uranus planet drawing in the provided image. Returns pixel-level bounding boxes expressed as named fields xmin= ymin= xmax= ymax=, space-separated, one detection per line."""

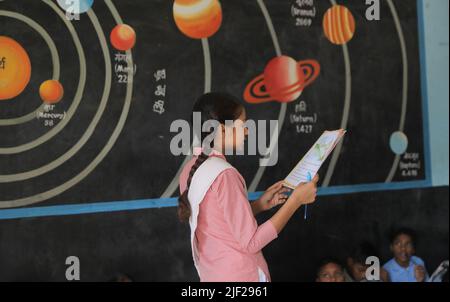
xmin=323 ymin=5 xmax=355 ymax=45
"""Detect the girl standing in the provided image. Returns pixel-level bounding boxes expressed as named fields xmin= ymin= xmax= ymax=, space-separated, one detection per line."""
xmin=179 ymin=92 xmax=318 ymax=282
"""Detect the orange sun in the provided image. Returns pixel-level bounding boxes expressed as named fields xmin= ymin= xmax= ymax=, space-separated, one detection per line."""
xmin=0 ymin=36 xmax=32 ymax=101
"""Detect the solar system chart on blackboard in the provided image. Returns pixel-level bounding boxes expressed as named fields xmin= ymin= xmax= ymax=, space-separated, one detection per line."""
xmin=0 ymin=0 xmax=427 ymax=210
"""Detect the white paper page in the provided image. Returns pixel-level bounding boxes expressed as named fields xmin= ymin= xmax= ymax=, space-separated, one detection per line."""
xmin=284 ymin=130 xmax=345 ymax=189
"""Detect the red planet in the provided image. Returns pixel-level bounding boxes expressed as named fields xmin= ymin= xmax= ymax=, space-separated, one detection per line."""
xmin=110 ymin=24 xmax=136 ymax=51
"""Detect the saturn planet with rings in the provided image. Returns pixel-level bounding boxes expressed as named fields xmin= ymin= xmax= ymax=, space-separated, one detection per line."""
xmin=244 ymin=55 xmax=321 ymax=104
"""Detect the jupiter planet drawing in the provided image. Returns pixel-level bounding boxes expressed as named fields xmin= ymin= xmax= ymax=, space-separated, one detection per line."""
xmin=173 ymin=0 xmax=223 ymax=39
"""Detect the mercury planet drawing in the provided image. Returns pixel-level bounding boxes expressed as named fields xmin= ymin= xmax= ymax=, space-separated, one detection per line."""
xmin=39 ymin=80 xmax=64 ymax=104
xmin=0 ymin=36 xmax=31 ymax=101
xmin=323 ymin=5 xmax=355 ymax=45
xmin=173 ymin=0 xmax=223 ymax=39
xmin=244 ymin=56 xmax=320 ymax=104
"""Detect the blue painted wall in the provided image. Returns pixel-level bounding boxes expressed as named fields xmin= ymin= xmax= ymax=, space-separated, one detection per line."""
xmin=421 ymin=0 xmax=449 ymax=186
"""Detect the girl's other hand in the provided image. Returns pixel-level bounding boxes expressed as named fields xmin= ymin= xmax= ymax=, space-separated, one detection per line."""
xmin=258 ymin=181 xmax=291 ymax=211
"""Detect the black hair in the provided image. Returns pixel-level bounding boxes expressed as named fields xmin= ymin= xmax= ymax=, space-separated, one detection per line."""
xmin=348 ymin=242 xmax=380 ymax=265
xmin=389 ymin=227 xmax=417 ymax=247
xmin=316 ymin=257 xmax=344 ymax=277
xmin=108 ymin=273 xmax=133 ymax=282
xmin=177 ymin=92 xmax=244 ymax=223
xmin=191 ymin=92 xmax=244 ymax=143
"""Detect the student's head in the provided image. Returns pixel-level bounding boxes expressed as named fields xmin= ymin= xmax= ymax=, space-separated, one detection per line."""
xmin=347 ymin=242 xmax=379 ymax=282
xmin=316 ymin=258 xmax=346 ymax=282
xmin=178 ymin=92 xmax=246 ymax=222
xmin=191 ymin=92 xmax=247 ymax=154
xmin=389 ymin=228 xmax=417 ymax=267
xmin=108 ymin=273 xmax=133 ymax=282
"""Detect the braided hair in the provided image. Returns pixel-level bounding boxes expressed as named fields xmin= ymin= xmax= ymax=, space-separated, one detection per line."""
xmin=178 ymin=92 xmax=244 ymax=222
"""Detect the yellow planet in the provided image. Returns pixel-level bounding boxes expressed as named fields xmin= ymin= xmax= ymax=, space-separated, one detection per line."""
xmin=0 ymin=36 xmax=32 ymax=101
xmin=173 ymin=0 xmax=223 ymax=39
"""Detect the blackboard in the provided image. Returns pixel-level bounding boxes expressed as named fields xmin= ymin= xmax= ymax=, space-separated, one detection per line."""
xmin=0 ymin=0 xmax=428 ymax=211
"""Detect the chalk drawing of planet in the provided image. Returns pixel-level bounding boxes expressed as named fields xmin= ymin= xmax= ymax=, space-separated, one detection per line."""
xmin=244 ymin=56 xmax=320 ymax=104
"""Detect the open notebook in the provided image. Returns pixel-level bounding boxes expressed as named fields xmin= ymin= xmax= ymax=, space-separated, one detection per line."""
xmin=284 ymin=129 xmax=346 ymax=189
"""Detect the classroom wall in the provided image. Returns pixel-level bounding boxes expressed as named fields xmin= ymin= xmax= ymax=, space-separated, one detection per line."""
xmin=0 ymin=0 xmax=448 ymax=282
xmin=422 ymin=0 xmax=449 ymax=186
xmin=0 ymin=186 xmax=447 ymax=281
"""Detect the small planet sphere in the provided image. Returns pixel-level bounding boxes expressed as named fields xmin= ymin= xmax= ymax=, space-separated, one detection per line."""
xmin=390 ymin=131 xmax=409 ymax=155
xmin=173 ymin=0 xmax=223 ymax=39
xmin=57 ymin=0 xmax=94 ymax=14
xmin=0 ymin=36 xmax=31 ymax=101
xmin=110 ymin=24 xmax=136 ymax=51
xmin=323 ymin=5 xmax=356 ymax=45
xmin=39 ymin=80 xmax=64 ymax=104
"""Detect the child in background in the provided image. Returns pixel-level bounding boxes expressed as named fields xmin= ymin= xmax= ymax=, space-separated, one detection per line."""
xmin=316 ymin=259 xmax=346 ymax=282
xmin=108 ymin=273 xmax=133 ymax=282
xmin=383 ymin=228 xmax=429 ymax=282
xmin=346 ymin=242 xmax=389 ymax=282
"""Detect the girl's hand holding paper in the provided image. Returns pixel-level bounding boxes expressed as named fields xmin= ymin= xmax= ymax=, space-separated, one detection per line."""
xmin=288 ymin=174 xmax=319 ymax=207
xmin=257 ymin=181 xmax=291 ymax=212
